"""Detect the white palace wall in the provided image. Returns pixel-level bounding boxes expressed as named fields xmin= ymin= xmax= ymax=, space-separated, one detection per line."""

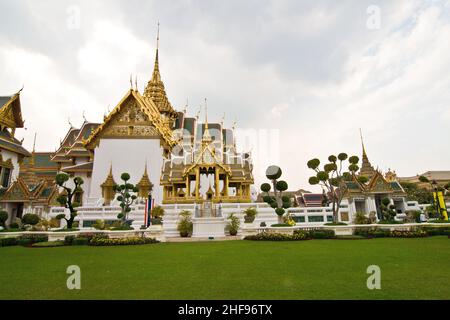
xmin=89 ymin=138 xmax=165 ymax=205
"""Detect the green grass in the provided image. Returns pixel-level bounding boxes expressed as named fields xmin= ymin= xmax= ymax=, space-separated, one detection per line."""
xmin=0 ymin=237 xmax=449 ymax=300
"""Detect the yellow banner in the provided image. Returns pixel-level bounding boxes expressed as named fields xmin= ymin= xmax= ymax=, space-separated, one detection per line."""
xmin=433 ymin=191 xmax=448 ymax=220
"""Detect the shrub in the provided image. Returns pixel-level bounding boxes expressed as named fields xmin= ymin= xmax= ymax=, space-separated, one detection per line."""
xmin=177 ymin=210 xmax=193 ymax=237
xmin=0 ymin=237 xmax=17 ymax=247
xmin=53 ymin=228 xmax=79 ymax=232
xmin=32 ymin=241 xmax=65 ymax=248
xmin=8 ymin=222 xmax=19 ymax=229
xmin=227 ymin=213 xmax=240 ymax=235
xmin=354 ymin=212 xmax=369 ymax=224
xmin=390 ymin=230 xmax=427 ymax=238
xmin=324 ymin=222 xmax=347 ymax=226
xmin=22 ymin=213 xmax=40 ymax=226
xmin=111 ymin=225 xmax=134 ymax=230
xmin=309 ymin=229 xmax=335 ymax=239
xmin=292 ymin=230 xmax=310 ymax=240
xmin=419 ymin=226 xmax=450 ymax=236
xmin=17 ymin=238 xmax=33 ymax=246
xmin=245 ymin=230 xmax=311 ymax=241
xmin=151 ymin=206 xmax=165 ymax=219
xmin=64 ymin=235 xmax=76 ymax=245
xmin=0 ymin=210 xmax=8 ymax=227
xmin=243 ymin=207 xmax=257 ymax=223
xmin=72 ymin=237 xmax=89 ymax=245
xmin=429 ymin=219 xmax=450 ymax=224
xmin=89 ymin=237 xmax=159 ymax=246
xmin=244 ymin=232 xmax=296 ymax=241
xmin=18 ymin=234 xmax=48 ymax=244
xmin=354 ymin=227 xmax=390 ymax=238
xmin=92 ymin=219 xmax=106 ymax=230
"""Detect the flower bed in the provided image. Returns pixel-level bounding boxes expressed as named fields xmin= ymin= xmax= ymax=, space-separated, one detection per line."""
xmin=244 ymin=229 xmax=334 ymax=241
xmin=89 ymin=236 xmax=159 ymax=246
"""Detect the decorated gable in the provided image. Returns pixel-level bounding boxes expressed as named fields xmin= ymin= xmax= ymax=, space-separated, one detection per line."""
xmin=367 ymin=171 xmax=393 ymax=193
xmin=84 ymin=90 xmax=175 ymax=149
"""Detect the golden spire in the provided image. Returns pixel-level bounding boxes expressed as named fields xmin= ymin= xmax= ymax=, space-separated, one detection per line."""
xmin=359 ymin=128 xmax=375 ymax=178
xmin=101 ymin=163 xmax=116 ymax=187
xmin=202 ymin=98 xmax=212 ymax=142
xmin=137 ymin=161 xmax=153 ymax=198
xmin=359 ymin=128 xmax=368 ymax=161
xmin=143 ymin=22 xmax=176 ymax=117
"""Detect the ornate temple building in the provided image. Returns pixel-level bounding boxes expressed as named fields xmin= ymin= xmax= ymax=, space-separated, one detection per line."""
xmin=0 ymin=91 xmax=61 ymax=223
xmin=293 ymin=135 xmax=408 ymax=223
xmin=52 ymin=33 xmax=254 ymax=207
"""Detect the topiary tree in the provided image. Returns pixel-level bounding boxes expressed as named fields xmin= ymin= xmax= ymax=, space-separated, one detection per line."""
xmin=380 ymin=197 xmax=396 ymax=221
xmin=0 ymin=210 xmax=8 ymax=228
xmin=113 ymin=173 xmax=138 ymax=225
xmin=260 ymin=165 xmax=292 ymax=224
xmin=307 ymin=153 xmax=359 ymax=223
xmin=54 ymin=173 xmax=84 ymax=229
xmin=22 ymin=213 xmax=40 ymax=226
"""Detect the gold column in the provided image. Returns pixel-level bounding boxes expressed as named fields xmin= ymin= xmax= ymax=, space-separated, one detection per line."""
xmin=186 ymin=176 xmax=190 ymax=198
xmin=214 ymin=167 xmax=220 ymax=200
xmin=195 ymin=167 xmax=200 ymax=199
xmin=224 ymin=175 xmax=229 ymax=197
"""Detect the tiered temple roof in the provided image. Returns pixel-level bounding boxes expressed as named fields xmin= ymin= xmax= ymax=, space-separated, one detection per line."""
xmin=51 ymin=121 xmax=100 ymax=173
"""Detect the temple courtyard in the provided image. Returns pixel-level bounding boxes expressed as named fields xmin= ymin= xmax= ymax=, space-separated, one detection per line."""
xmin=1 ymin=237 xmax=449 ymax=300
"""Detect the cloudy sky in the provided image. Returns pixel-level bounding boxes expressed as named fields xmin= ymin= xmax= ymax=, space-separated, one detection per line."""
xmin=1 ymin=0 xmax=450 ymax=190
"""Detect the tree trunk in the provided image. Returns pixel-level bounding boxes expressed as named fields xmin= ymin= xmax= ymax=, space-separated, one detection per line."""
xmin=278 ymin=214 xmax=283 ymax=224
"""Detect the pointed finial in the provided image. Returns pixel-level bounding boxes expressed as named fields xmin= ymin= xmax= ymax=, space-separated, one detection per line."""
xmin=135 ymin=75 xmax=138 ymax=91
xmin=359 ymin=128 xmax=367 ymax=158
xmin=32 ymin=132 xmax=37 ymax=153
xmin=109 ymin=162 xmax=113 ymax=175
xmin=221 ymin=112 xmax=226 ymax=127
xmin=204 ymin=98 xmax=208 ymax=127
xmin=144 ymin=159 xmax=148 ymax=175
xmin=82 ymin=110 xmax=87 ymax=122
xmin=183 ymin=98 xmax=188 ymax=114
xmin=17 ymin=85 xmax=24 ymax=94
xmin=196 ymin=107 xmax=201 ymax=120
xmin=157 ymin=21 xmax=160 ymax=51
xmin=68 ymin=117 xmax=73 ymax=128
xmin=130 ymin=74 xmax=133 ymax=89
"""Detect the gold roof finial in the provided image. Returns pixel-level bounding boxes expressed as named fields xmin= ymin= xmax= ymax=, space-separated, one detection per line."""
xmin=183 ymin=98 xmax=188 ymax=114
xmin=82 ymin=110 xmax=87 ymax=122
xmin=135 ymin=75 xmax=138 ymax=91
xmin=130 ymin=74 xmax=133 ymax=89
xmin=32 ymin=132 xmax=37 ymax=153
xmin=68 ymin=117 xmax=73 ymax=128
xmin=204 ymin=98 xmax=208 ymax=128
xmin=221 ymin=112 xmax=226 ymax=127
xmin=359 ymin=128 xmax=368 ymax=160
xmin=202 ymin=98 xmax=212 ymax=142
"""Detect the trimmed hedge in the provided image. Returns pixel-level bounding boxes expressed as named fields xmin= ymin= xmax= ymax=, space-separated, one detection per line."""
xmin=0 ymin=237 xmax=17 ymax=247
xmin=89 ymin=236 xmax=159 ymax=246
xmin=17 ymin=234 xmax=48 ymax=246
xmin=72 ymin=237 xmax=89 ymax=245
xmin=244 ymin=229 xmax=335 ymax=241
xmin=32 ymin=241 xmax=65 ymax=248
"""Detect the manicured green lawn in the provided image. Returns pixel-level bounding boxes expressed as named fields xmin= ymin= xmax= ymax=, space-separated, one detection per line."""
xmin=1 ymin=237 xmax=449 ymax=299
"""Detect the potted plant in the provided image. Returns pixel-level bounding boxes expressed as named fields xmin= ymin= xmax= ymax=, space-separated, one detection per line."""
xmin=243 ymin=207 xmax=257 ymax=223
xmin=228 ymin=213 xmax=240 ymax=236
xmin=177 ymin=210 xmax=193 ymax=237
xmin=151 ymin=206 xmax=165 ymax=225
